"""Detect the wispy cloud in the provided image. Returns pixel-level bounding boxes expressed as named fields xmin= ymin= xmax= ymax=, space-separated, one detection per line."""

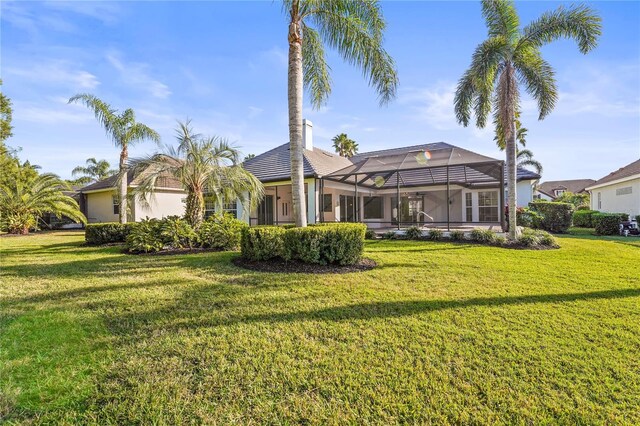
xmin=106 ymin=51 xmax=171 ymax=99
xmin=14 ymin=99 xmax=93 ymax=124
xmin=399 ymin=82 xmax=458 ymax=130
xmin=43 ymin=1 xmax=122 ymax=25
xmin=248 ymin=106 xmax=264 ymax=119
xmin=5 ymin=60 xmax=100 ymax=89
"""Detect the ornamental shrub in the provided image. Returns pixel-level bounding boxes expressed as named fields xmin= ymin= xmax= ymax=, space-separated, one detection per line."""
xmin=159 ymin=216 xmax=197 ymax=249
xmin=85 ymin=222 xmax=137 ymax=245
xmin=382 ymin=231 xmax=396 ymax=240
xmin=404 ymin=225 xmax=423 ymax=240
xmin=126 ymin=219 xmax=164 ymax=253
xmin=572 ymin=210 xmax=598 ymax=228
xmin=469 ymin=228 xmax=495 ymax=243
xmin=517 ymin=233 xmax=538 ymax=247
xmin=364 ymin=229 xmax=378 ymax=240
xmin=516 ymin=207 xmax=543 ymax=229
xmin=199 ymin=213 xmax=248 ymax=250
xmin=449 ymin=230 xmax=466 ymax=241
xmin=592 ymin=213 xmax=625 ymax=236
xmin=636 ymin=215 xmax=640 ymax=223
xmin=519 ymin=228 xmax=558 ymax=248
xmin=528 ymin=201 xmax=573 ymax=233
xmin=426 ymin=228 xmax=443 ymax=241
xmin=240 ymin=226 xmax=286 ymax=261
xmin=283 ymin=223 xmax=366 ymax=265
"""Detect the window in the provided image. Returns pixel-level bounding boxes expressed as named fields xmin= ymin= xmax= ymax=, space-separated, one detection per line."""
xmin=478 ymin=191 xmax=498 ymax=222
xmin=597 ymin=192 xmax=601 ymax=209
xmin=616 ymin=187 xmax=632 ymax=196
xmin=554 ymin=189 xmax=565 ymax=197
xmin=112 ymin=195 xmax=120 ymax=215
xmin=282 ymin=202 xmax=289 ymax=216
xmin=322 ymin=194 xmax=332 ymax=213
xmin=204 ymin=199 xmax=216 ymax=219
xmin=363 ymin=196 xmax=383 ymax=219
xmin=223 ymin=201 xmax=237 ymax=218
xmin=465 ymin=193 xmax=473 ymax=222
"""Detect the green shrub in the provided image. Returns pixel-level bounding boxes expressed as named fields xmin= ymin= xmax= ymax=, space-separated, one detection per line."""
xmin=636 ymin=215 xmax=640 ymax=223
xmin=126 ymin=219 xmax=164 ymax=253
xmin=382 ymin=231 xmax=396 ymax=240
xmin=282 ymin=226 xmax=325 ymax=264
xmin=159 ymin=216 xmax=197 ymax=249
xmin=572 ymin=210 xmax=597 ymax=228
xmin=364 ymin=229 xmax=378 ymax=240
xmin=240 ymin=226 xmax=286 ymax=261
xmin=449 ymin=230 xmax=466 ymax=241
xmin=538 ymin=232 xmax=558 ymax=248
xmin=404 ymin=226 xmax=423 ymax=240
xmin=528 ymin=201 xmax=574 ymax=233
xmin=199 ymin=213 xmax=248 ymax=250
xmin=592 ymin=213 xmax=625 ymax=236
xmin=85 ymin=222 xmax=137 ymax=245
xmin=426 ymin=228 xmax=443 ymax=241
xmin=516 ymin=207 xmax=543 ymax=228
xmin=517 ymin=233 xmax=538 ymax=247
xmin=494 ymin=235 xmax=507 ymax=246
xmin=469 ymin=228 xmax=495 ymax=243
xmin=519 ymin=228 xmax=558 ymax=248
xmin=283 ymin=223 xmax=366 ymax=265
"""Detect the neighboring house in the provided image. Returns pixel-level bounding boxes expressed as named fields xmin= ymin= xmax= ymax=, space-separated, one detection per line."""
xmin=79 ymin=172 xmax=187 ymax=223
xmin=242 ymin=120 xmax=540 ymax=229
xmin=586 ymin=159 xmax=640 ymax=218
xmin=535 ymin=179 xmax=595 ymax=201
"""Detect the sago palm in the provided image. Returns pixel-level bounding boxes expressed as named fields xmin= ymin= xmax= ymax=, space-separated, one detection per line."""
xmin=68 ymin=94 xmax=160 ymax=224
xmin=130 ymin=120 xmax=264 ymax=228
xmin=284 ymin=0 xmax=398 ymax=226
xmin=72 ymin=157 xmax=117 ymax=185
xmin=454 ymin=0 xmax=600 ymax=238
xmin=0 ymin=170 xmax=86 ymax=234
xmin=332 ymin=133 xmax=358 ymax=157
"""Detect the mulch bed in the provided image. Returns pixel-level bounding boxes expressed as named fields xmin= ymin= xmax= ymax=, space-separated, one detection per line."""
xmin=232 ymin=257 xmax=377 ymax=274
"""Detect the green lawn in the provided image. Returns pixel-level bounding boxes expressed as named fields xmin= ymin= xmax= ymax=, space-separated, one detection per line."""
xmin=1 ymin=231 xmax=639 ymax=424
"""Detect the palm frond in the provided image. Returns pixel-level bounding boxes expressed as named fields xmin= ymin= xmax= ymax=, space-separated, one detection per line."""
xmin=68 ymin=94 xmax=118 ymax=143
xmin=481 ymin=0 xmax=519 ymax=41
xmin=518 ymin=4 xmax=601 ymax=54
xmin=302 ymin=25 xmax=333 ymax=108
xmin=514 ymin=47 xmax=557 ymax=120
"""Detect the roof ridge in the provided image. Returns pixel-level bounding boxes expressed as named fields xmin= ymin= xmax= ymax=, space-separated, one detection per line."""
xmin=354 ymin=142 xmax=451 ymax=157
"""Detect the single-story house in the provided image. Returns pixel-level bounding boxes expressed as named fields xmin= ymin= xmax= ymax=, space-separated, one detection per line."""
xmin=79 ymin=172 xmax=187 ymax=223
xmin=585 ymin=159 xmax=640 ymax=218
xmin=242 ymin=120 xmax=540 ymax=230
xmin=535 ymin=179 xmax=595 ymax=201
xmin=80 ymin=120 xmax=540 ymax=229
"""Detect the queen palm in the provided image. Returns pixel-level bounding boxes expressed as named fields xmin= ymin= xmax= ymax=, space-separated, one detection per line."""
xmin=494 ymin=111 xmax=543 ymax=174
xmin=72 ymin=158 xmax=117 ymax=185
xmin=284 ymin=0 xmax=398 ymax=226
xmin=0 ymin=170 xmax=86 ymax=234
xmin=332 ymin=133 xmax=358 ymax=157
xmin=68 ymin=94 xmax=160 ymax=223
xmin=454 ymin=0 xmax=600 ymax=238
xmin=130 ymin=120 xmax=264 ymax=228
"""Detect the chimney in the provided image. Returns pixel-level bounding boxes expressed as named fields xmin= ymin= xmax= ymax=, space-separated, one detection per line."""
xmin=303 ymin=119 xmax=313 ymax=151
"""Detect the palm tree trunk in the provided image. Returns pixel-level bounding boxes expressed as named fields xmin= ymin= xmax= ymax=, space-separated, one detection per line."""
xmin=119 ymin=145 xmax=128 ymax=224
xmin=506 ymin=120 xmax=518 ymax=239
xmin=185 ymin=190 xmax=204 ymax=228
xmin=288 ymin=11 xmax=307 ymax=228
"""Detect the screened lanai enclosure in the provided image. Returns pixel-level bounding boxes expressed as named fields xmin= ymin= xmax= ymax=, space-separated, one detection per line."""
xmin=318 ymin=144 xmax=506 ymax=231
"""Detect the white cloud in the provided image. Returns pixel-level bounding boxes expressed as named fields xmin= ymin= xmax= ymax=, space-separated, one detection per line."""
xmin=14 ymin=101 xmax=93 ymax=124
xmin=5 ymin=61 xmax=100 ymax=89
xmin=43 ymin=1 xmax=122 ymax=25
xmin=248 ymin=106 xmax=264 ymax=119
xmin=106 ymin=52 xmax=171 ymax=99
xmin=399 ymin=82 xmax=459 ymax=131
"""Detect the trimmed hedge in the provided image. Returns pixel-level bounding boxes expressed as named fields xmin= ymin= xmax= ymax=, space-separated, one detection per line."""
xmin=572 ymin=210 xmax=598 ymax=228
xmin=241 ymin=223 xmax=366 ymax=265
xmin=592 ymin=213 xmax=627 ymax=236
xmin=85 ymin=222 xmax=137 ymax=245
xmin=528 ymin=201 xmax=574 ymax=233
xmin=516 ymin=207 xmax=543 ymax=228
xmin=636 ymin=215 xmax=640 ymax=223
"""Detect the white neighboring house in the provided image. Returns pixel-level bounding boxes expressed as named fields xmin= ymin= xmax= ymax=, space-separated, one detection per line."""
xmin=586 ymin=159 xmax=640 ymax=218
xmin=79 ymin=172 xmax=187 ymax=223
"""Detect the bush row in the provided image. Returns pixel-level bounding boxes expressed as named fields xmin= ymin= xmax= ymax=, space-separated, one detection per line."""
xmin=527 ymin=201 xmax=574 ymax=233
xmin=381 ymin=226 xmax=557 ymax=248
xmin=241 ymin=223 xmax=366 ymax=265
xmin=592 ymin=212 xmax=629 ymax=236
xmin=85 ymin=222 xmax=138 ymax=245
xmin=572 ymin=209 xmax=598 ymax=228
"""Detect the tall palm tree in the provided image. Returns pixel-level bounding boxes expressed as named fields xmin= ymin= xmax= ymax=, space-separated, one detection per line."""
xmin=494 ymin=110 xmax=543 ymax=174
xmin=71 ymin=157 xmax=117 ymax=185
xmin=454 ymin=0 xmax=600 ymax=239
xmin=130 ymin=120 xmax=264 ymax=228
xmin=284 ymin=0 xmax=398 ymax=226
xmin=332 ymin=133 xmax=358 ymax=157
xmin=68 ymin=94 xmax=160 ymax=223
xmin=0 ymin=169 xmax=86 ymax=234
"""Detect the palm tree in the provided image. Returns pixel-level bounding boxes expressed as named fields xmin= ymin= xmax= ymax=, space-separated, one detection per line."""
xmin=332 ymin=133 xmax=358 ymax=157
xmin=517 ymin=149 xmax=543 ymax=175
xmin=454 ymin=0 xmax=600 ymax=239
xmin=130 ymin=120 xmax=264 ymax=228
xmin=68 ymin=94 xmax=160 ymax=223
xmin=0 ymin=169 xmax=86 ymax=234
xmin=284 ymin=0 xmax=398 ymax=227
xmin=71 ymin=158 xmax=117 ymax=185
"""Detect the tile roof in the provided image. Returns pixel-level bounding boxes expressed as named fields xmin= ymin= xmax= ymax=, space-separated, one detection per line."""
xmin=242 ymin=143 xmax=352 ymax=182
xmin=587 ymin=159 xmax=640 ymax=189
xmin=537 ymin=179 xmax=595 ymax=197
xmin=79 ymin=171 xmax=183 ymax=192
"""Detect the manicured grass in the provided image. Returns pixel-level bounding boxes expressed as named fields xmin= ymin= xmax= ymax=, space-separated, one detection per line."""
xmin=1 ymin=231 xmax=639 ymax=424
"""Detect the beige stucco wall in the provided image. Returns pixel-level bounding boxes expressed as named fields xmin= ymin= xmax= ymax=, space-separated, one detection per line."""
xmin=86 ymin=190 xmax=120 ymax=223
xmin=133 ymin=190 xmax=186 ymax=221
xmin=590 ymin=177 xmax=640 ymax=217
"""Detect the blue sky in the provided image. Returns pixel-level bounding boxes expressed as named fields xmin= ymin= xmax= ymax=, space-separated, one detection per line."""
xmin=2 ymin=1 xmax=639 ymax=182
